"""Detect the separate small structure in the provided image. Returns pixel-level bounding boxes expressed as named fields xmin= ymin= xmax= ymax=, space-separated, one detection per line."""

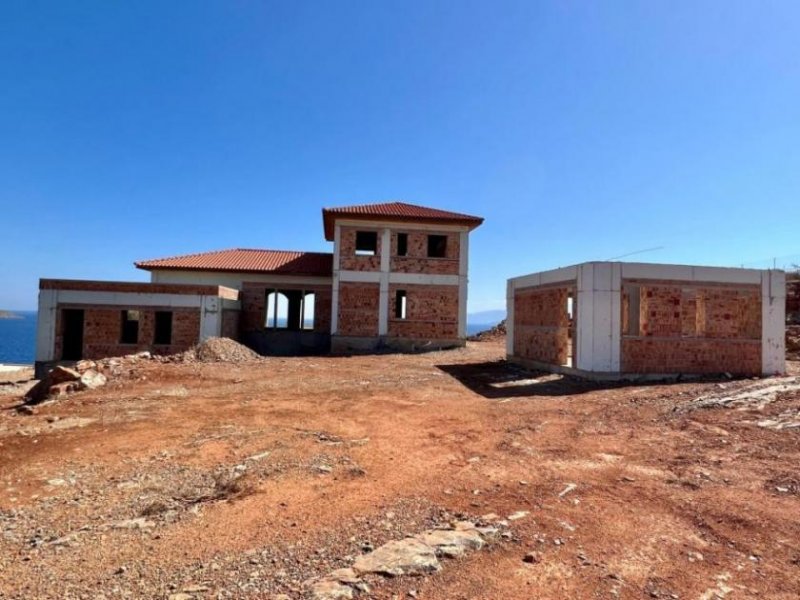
xmin=506 ymin=262 xmax=785 ymax=379
xmin=34 ymin=201 xmax=483 ymax=369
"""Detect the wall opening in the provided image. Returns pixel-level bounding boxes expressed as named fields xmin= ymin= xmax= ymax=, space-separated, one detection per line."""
xmin=154 ymin=311 xmax=173 ymax=345
xmin=266 ymin=289 xmax=318 ymax=331
xmin=62 ymin=309 xmax=84 ymax=360
xmin=395 ymin=290 xmax=407 ymax=319
xmin=397 ymin=233 xmax=408 ymax=257
xmin=120 ymin=310 xmax=140 ymax=344
xmin=302 ymin=292 xmax=315 ymax=330
xmin=355 ymin=231 xmax=378 ymax=256
xmin=427 ymin=234 xmax=447 ymax=258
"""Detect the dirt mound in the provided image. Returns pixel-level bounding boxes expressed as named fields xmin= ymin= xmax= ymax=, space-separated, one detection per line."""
xmin=185 ymin=337 xmax=262 ymax=363
xmin=468 ymin=320 xmax=506 ymax=342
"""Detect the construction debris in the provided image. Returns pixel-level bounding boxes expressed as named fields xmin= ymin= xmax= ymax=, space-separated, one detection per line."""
xmin=177 ymin=337 xmax=262 ymax=363
xmin=682 ymin=377 xmax=800 ymax=412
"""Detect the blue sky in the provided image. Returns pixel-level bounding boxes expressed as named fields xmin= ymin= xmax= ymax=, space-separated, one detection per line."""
xmin=1 ymin=1 xmax=798 ymax=312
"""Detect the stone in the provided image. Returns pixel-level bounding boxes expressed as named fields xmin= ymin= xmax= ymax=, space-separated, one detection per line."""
xmin=415 ymin=528 xmax=484 ymax=558
xmin=310 ymin=579 xmax=354 ymax=600
xmin=523 ymin=551 xmax=540 ymax=563
xmin=353 ymin=538 xmax=441 ymax=577
xmin=80 ymin=369 xmax=107 ymax=390
xmin=328 ymin=568 xmax=361 ymax=584
xmin=110 ymin=517 xmax=155 ymax=530
xmin=48 ymin=366 xmax=82 ymax=385
xmin=507 ymin=511 xmax=529 ymax=521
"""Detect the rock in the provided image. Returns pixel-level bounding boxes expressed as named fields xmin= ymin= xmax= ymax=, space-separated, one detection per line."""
xmin=16 ymin=405 xmax=36 ymax=415
xmin=353 ymin=538 xmax=440 ymax=577
xmin=168 ymin=594 xmax=192 ymax=600
xmin=110 ymin=517 xmax=155 ymax=530
xmin=328 ymin=568 xmax=361 ymax=584
xmin=48 ymin=366 xmax=82 ymax=385
xmin=558 ymin=483 xmax=577 ymax=498
xmin=507 ymin=511 xmax=529 ymax=521
xmin=80 ymin=369 xmax=107 ymax=390
xmin=414 ymin=527 xmax=484 ymax=558
xmin=523 ymin=551 xmax=540 ymax=563
xmin=310 ymin=579 xmax=355 ymax=600
xmin=74 ymin=360 xmax=97 ymax=373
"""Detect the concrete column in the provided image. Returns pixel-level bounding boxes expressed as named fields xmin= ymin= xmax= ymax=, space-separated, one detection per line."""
xmin=575 ymin=263 xmax=621 ymax=373
xmin=505 ymin=279 xmax=515 ymax=357
xmin=35 ymin=289 xmax=58 ymax=362
xmin=331 ymin=224 xmax=341 ymax=335
xmin=458 ymin=230 xmax=469 ymax=339
xmin=378 ymin=228 xmax=391 ymax=335
xmin=199 ymin=296 xmax=222 ymax=340
xmin=761 ymin=269 xmax=786 ymax=375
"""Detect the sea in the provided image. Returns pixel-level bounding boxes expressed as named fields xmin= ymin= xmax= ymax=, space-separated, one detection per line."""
xmin=0 ymin=314 xmax=494 ymax=366
xmin=0 ymin=311 xmax=37 ymax=365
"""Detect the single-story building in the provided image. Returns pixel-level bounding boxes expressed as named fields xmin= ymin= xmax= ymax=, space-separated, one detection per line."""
xmin=506 ymin=261 xmax=786 ymax=379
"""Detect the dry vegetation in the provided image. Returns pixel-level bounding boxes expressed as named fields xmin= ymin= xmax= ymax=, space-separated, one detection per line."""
xmin=1 ymin=340 xmax=799 ymax=599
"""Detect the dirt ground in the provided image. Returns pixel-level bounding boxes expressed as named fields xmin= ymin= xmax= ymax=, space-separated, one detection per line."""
xmin=1 ymin=340 xmax=799 ymax=599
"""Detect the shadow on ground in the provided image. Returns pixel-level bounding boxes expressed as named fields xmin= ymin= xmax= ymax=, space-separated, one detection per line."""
xmin=435 ymin=360 xmax=606 ymax=399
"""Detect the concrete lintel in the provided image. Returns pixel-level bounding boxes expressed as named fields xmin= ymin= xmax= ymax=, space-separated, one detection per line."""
xmin=334 ymin=219 xmax=470 ymax=233
xmin=509 ymin=264 xmax=578 ymax=289
xmin=620 ymin=262 xmax=764 ymax=285
xmin=54 ymin=290 xmax=205 ymax=308
xmin=339 ymin=270 xmax=382 ymax=283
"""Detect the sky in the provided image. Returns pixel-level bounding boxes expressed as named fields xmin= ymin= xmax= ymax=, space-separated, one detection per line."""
xmin=1 ymin=1 xmax=799 ymax=312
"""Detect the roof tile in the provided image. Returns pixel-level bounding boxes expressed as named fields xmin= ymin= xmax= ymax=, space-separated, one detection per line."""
xmin=135 ymin=249 xmax=333 ymax=276
xmin=322 ymin=201 xmax=483 ymax=240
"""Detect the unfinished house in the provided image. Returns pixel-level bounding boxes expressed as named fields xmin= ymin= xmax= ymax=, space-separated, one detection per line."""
xmin=506 ymin=262 xmax=786 ymax=379
xmin=35 ymin=201 xmax=483 ymax=372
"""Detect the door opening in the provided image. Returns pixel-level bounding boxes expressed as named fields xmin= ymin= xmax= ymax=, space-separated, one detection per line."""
xmin=62 ymin=309 xmax=84 ymax=360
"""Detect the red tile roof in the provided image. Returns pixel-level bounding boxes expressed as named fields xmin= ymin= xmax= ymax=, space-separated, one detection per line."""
xmin=135 ymin=249 xmax=333 ymax=276
xmin=322 ymin=201 xmax=483 ymax=240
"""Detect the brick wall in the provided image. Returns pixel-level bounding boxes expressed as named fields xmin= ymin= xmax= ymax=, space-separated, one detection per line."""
xmin=338 ymin=227 xmax=382 ymax=272
xmin=337 ymin=282 xmax=380 ymax=336
xmin=621 ymin=280 xmax=763 ymax=374
xmin=337 ymin=227 xmax=462 ymax=275
xmin=240 ymin=282 xmax=332 ymax=334
xmin=512 ymin=286 xmax=572 ymax=365
xmin=390 ymin=231 xmax=460 ymax=275
xmin=630 ymin=282 xmax=761 ymax=339
xmin=55 ymin=306 xmax=201 ymax=360
xmin=387 ymin=284 xmax=459 ymax=339
xmin=622 ymin=338 xmax=761 ymax=375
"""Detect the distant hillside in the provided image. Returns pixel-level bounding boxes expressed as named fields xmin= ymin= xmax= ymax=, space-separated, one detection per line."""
xmin=0 ymin=310 xmax=22 ymax=320
xmin=467 ymin=309 xmax=506 ymax=325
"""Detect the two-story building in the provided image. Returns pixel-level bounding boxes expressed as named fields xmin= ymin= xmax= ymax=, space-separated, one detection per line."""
xmin=34 ymin=201 xmax=483 ymax=372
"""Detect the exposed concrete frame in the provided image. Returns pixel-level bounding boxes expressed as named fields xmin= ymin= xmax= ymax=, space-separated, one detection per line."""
xmin=507 ymin=261 xmax=786 ymax=378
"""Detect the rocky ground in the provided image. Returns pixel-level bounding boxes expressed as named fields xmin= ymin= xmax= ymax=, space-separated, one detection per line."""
xmin=1 ymin=340 xmax=799 ymax=599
